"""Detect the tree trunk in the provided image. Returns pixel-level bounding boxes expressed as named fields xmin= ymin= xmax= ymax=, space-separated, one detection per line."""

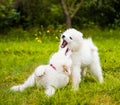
xmin=61 ymin=0 xmax=72 ymax=29
xmin=61 ymin=0 xmax=83 ymax=29
xmin=66 ymin=14 xmax=72 ymax=28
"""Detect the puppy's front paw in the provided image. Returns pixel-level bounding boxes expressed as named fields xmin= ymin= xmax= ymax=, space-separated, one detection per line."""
xmin=45 ymin=87 xmax=55 ymax=96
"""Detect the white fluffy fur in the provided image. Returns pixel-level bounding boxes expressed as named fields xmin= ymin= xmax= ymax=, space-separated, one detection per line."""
xmin=60 ymin=28 xmax=103 ymax=90
xmin=11 ymin=47 xmax=72 ymax=96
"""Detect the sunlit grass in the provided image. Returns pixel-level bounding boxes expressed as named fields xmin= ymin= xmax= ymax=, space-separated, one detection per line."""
xmin=0 ymin=28 xmax=120 ymax=105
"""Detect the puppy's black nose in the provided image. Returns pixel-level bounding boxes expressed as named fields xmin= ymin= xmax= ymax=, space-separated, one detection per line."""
xmin=62 ymin=35 xmax=65 ymax=39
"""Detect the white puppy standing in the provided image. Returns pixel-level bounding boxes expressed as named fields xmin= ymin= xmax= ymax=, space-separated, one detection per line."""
xmin=60 ymin=28 xmax=103 ymax=90
xmin=11 ymin=47 xmax=72 ymax=96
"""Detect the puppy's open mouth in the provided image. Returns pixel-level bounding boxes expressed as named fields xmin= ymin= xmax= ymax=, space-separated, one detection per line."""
xmin=61 ymin=40 xmax=68 ymax=48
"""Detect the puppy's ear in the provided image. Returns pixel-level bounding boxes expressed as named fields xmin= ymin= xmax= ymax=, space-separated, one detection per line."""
xmin=76 ymin=30 xmax=83 ymax=40
xmin=79 ymin=32 xmax=83 ymax=39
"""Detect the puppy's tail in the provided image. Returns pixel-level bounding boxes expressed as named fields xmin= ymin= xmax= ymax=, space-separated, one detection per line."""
xmin=88 ymin=38 xmax=98 ymax=51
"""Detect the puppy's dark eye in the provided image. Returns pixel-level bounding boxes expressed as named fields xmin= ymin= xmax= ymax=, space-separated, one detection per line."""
xmin=69 ymin=37 xmax=72 ymax=40
xmin=62 ymin=35 xmax=65 ymax=39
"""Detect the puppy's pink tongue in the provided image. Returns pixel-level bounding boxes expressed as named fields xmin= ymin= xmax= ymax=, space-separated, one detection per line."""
xmin=65 ymin=48 xmax=70 ymax=55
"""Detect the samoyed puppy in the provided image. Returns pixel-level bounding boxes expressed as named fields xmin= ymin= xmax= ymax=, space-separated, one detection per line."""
xmin=60 ymin=28 xmax=103 ymax=90
xmin=11 ymin=47 xmax=72 ymax=96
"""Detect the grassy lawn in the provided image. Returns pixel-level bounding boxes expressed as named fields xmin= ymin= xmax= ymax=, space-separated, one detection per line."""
xmin=0 ymin=28 xmax=120 ymax=105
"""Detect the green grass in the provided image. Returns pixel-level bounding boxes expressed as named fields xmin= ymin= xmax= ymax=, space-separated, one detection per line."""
xmin=0 ymin=28 xmax=120 ymax=105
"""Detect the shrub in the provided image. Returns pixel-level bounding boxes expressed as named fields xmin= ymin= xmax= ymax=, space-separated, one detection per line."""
xmin=0 ymin=0 xmax=20 ymax=32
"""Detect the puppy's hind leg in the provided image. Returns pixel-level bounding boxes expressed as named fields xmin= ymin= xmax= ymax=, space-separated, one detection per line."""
xmin=81 ymin=67 xmax=87 ymax=78
xmin=89 ymin=60 xmax=103 ymax=83
xmin=11 ymin=73 xmax=36 ymax=91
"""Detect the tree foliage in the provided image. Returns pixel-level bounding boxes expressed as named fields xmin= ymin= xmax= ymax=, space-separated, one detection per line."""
xmin=75 ymin=0 xmax=120 ymax=28
xmin=13 ymin=0 xmax=64 ymax=28
xmin=0 ymin=0 xmax=120 ymax=32
xmin=0 ymin=0 xmax=20 ymax=32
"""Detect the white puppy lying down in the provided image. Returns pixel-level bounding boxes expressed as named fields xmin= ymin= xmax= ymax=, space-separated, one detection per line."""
xmin=11 ymin=47 xmax=72 ymax=96
xmin=60 ymin=28 xmax=103 ymax=90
